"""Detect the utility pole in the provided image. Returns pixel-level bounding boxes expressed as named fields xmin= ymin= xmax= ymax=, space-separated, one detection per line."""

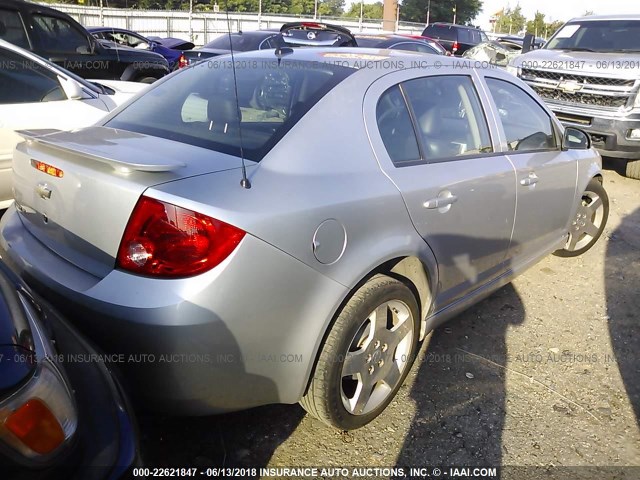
xmin=314 ymin=0 xmax=318 ymax=20
xmin=452 ymin=4 xmax=457 ymax=25
xmin=426 ymin=0 xmax=431 ymax=25
xmin=383 ymin=0 xmax=395 ymax=31
xmin=258 ymin=0 xmax=262 ymax=29
xmin=188 ymin=0 xmax=193 ymax=42
xmin=359 ymin=0 xmax=364 ymax=32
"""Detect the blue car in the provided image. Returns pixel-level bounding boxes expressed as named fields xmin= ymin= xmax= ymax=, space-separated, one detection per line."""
xmin=0 ymin=258 xmax=140 ymax=478
xmin=88 ymin=27 xmax=194 ymax=70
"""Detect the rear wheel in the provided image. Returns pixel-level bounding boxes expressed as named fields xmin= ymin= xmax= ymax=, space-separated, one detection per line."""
xmin=300 ymin=274 xmax=420 ymax=430
xmin=554 ymin=178 xmax=609 ymax=257
xmin=626 ymin=159 xmax=640 ymax=180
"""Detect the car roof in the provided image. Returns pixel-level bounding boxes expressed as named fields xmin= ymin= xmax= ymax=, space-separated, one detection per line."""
xmin=0 ymin=0 xmax=69 ymax=15
xmin=212 ymin=46 xmax=469 ymax=71
xmin=567 ymin=14 xmax=640 ymax=22
xmin=426 ymin=23 xmax=481 ymax=31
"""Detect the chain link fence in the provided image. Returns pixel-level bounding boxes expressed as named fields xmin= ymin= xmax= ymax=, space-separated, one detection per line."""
xmin=45 ymin=3 xmax=426 ymax=46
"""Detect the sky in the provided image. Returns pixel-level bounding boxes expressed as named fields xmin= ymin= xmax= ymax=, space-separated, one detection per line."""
xmin=475 ymin=0 xmax=640 ymax=30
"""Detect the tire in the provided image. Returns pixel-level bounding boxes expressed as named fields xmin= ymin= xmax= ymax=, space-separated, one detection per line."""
xmin=626 ymin=159 xmax=640 ymax=180
xmin=300 ymin=274 xmax=420 ymax=430
xmin=136 ymin=76 xmax=158 ymax=84
xmin=554 ymin=178 xmax=609 ymax=257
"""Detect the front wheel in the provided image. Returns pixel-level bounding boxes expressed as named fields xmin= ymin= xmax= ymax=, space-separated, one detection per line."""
xmin=300 ymin=274 xmax=420 ymax=430
xmin=626 ymin=159 xmax=640 ymax=180
xmin=554 ymin=178 xmax=609 ymax=257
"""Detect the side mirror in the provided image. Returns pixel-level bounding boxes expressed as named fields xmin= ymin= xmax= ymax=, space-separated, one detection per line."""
xmin=58 ymin=76 xmax=86 ymax=100
xmin=563 ymin=127 xmax=591 ymax=150
xmin=522 ymin=33 xmax=535 ymax=54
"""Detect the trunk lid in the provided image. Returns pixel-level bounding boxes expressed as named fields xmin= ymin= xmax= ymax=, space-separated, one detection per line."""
xmin=13 ymin=126 xmax=244 ymax=278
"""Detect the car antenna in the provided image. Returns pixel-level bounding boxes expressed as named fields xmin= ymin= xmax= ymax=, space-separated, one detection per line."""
xmin=224 ymin=4 xmax=251 ymax=189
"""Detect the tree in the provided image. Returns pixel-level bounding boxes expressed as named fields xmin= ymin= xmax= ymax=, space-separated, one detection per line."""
xmin=494 ymin=4 xmax=526 ymax=35
xmin=544 ymin=19 xmax=565 ymax=39
xmin=400 ymin=0 xmax=483 ymax=25
xmin=344 ymin=2 xmax=384 ymax=19
xmin=318 ymin=0 xmax=345 ymax=17
xmin=525 ymin=11 xmax=545 ymax=37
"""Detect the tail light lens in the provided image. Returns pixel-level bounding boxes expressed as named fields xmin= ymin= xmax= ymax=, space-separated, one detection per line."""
xmin=452 ymin=41 xmax=459 ymax=53
xmin=178 ymin=54 xmax=189 ymax=69
xmin=117 ymin=196 xmax=245 ymax=278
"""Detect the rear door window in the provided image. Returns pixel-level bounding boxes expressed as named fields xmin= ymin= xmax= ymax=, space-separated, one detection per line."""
xmin=0 ymin=9 xmax=29 ymax=49
xmin=376 ymin=85 xmax=420 ymax=166
xmin=423 ymin=25 xmax=457 ymax=41
xmin=403 ymin=75 xmax=493 ymax=161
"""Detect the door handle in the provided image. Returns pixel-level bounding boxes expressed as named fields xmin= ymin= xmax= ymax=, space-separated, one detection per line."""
xmin=423 ymin=194 xmax=458 ymax=209
xmin=520 ymin=173 xmax=539 ymax=186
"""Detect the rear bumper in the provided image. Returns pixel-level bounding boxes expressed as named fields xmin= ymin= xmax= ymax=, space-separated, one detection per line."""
xmin=549 ymin=103 xmax=640 ymax=159
xmin=0 ymin=205 xmax=347 ymax=414
xmin=4 ymin=285 xmax=139 ymax=479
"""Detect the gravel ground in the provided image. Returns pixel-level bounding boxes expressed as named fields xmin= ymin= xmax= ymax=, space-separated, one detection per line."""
xmin=138 ymin=162 xmax=639 ymax=479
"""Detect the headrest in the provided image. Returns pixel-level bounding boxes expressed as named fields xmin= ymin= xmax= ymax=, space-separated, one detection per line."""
xmin=207 ymin=97 xmax=241 ymax=126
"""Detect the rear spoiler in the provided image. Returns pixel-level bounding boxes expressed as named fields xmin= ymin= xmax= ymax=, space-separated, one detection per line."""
xmin=16 ymin=129 xmax=185 ymax=173
xmin=279 ymin=22 xmax=358 ymax=47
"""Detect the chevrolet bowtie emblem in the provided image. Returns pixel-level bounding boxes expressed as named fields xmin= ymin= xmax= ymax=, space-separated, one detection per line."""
xmin=557 ymin=79 xmax=583 ymax=93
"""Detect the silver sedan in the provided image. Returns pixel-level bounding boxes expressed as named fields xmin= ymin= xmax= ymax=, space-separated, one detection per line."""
xmin=0 ymin=48 xmax=608 ymax=430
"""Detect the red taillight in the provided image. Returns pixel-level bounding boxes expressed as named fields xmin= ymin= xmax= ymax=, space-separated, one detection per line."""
xmin=117 ymin=196 xmax=245 ymax=278
xmin=178 ymin=54 xmax=189 ymax=69
xmin=452 ymin=41 xmax=459 ymax=53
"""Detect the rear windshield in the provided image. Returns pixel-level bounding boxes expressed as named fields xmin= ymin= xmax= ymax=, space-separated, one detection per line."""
xmin=422 ymin=25 xmax=457 ymax=41
xmin=106 ymin=58 xmax=354 ymax=161
xmin=545 ymin=20 xmax=640 ymax=52
xmin=203 ymin=33 xmax=273 ymax=51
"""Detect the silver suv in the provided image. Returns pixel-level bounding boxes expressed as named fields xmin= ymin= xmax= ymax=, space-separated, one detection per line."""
xmin=509 ymin=15 xmax=640 ymax=179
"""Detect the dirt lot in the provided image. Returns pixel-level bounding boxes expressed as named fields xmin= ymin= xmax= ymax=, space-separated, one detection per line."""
xmin=138 ymin=162 xmax=639 ymax=478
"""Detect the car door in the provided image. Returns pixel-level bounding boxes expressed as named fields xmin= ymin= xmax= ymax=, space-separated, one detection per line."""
xmin=0 ymin=7 xmax=30 ymax=49
xmin=365 ymin=69 xmax=517 ymax=310
xmin=481 ymin=76 xmax=577 ymax=264
xmin=0 ymin=47 xmax=109 ymax=168
xmin=28 ymin=12 xmax=111 ymax=79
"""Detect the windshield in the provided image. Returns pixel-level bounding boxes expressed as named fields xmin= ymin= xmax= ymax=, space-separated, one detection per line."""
xmin=106 ymin=57 xmax=355 ymax=162
xmin=545 ymin=20 xmax=640 ymax=52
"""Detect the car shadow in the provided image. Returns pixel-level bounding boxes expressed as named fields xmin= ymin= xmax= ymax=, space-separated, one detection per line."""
xmin=137 ymin=404 xmax=305 ymax=469
xmin=605 ymin=206 xmax=640 ymax=425
xmin=602 ymin=156 xmax=628 ymax=177
xmin=395 ymin=282 xmax=525 ymax=469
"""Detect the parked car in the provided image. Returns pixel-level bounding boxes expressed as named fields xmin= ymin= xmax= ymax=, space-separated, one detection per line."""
xmin=353 ymin=34 xmax=444 ymax=55
xmin=0 ymin=39 xmax=146 ymax=210
xmin=0 ymin=0 xmax=170 ymax=82
xmin=508 ymin=15 xmax=640 ymax=179
xmin=422 ymin=22 xmax=489 ymax=55
xmin=496 ymin=35 xmax=545 ymax=51
xmin=88 ymin=27 xmax=194 ymax=70
xmin=395 ymin=33 xmax=450 ymax=55
xmin=0 ymin=48 xmax=608 ymax=431
xmin=463 ymin=40 xmax=520 ymax=67
xmin=0 ymin=260 xmax=139 ymax=478
xmin=178 ymin=21 xmax=357 ymax=68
